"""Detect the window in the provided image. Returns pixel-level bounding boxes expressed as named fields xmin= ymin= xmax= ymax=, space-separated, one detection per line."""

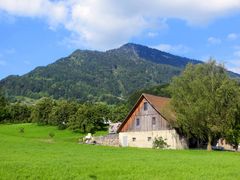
xmin=136 ymin=118 xmax=140 ymax=126
xmin=132 ymin=137 xmax=136 ymax=142
xmin=147 ymin=137 xmax=152 ymax=141
xmin=152 ymin=117 xmax=156 ymax=125
xmin=144 ymin=102 xmax=148 ymax=111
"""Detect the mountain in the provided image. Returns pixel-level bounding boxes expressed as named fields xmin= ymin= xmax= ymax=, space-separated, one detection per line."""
xmin=119 ymin=43 xmax=202 ymax=67
xmin=0 ymin=43 xmax=238 ymax=104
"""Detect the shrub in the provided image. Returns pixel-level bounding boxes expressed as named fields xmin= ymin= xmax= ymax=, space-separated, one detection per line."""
xmin=153 ymin=136 xmax=170 ymax=149
xmin=19 ymin=127 xmax=24 ymax=134
xmin=49 ymin=132 xmax=55 ymax=138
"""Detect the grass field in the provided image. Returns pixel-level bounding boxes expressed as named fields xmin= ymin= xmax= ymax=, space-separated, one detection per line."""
xmin=0 ymin=123 xmax=239 ymax=180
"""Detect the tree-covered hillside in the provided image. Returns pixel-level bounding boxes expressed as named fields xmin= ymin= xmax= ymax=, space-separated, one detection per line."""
xmin=0 ymin=43 xmax=238 ymax=104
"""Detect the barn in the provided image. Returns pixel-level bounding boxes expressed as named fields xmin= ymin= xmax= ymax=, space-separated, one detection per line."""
xmin=117 ymin=93 xmax=187 ymax=149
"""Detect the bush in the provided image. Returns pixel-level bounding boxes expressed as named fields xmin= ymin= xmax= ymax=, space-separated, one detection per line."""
xmin=19 ymin=127 xmax=24 ymax=134
xmin=153 ymin=136 xmax=169 ymax=149
xmin=49 ymin=132 xmax=55 ymax=138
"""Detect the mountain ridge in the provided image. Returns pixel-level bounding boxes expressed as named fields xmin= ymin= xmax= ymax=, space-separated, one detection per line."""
xmin=116 ymin=43 xmax=202 ymax=67
xmin=0 ymin=43 xmax=239 ymax=104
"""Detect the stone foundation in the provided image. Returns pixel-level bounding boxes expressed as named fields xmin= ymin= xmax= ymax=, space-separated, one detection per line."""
xmin=93 ymin=134 xmax=119 ymax=147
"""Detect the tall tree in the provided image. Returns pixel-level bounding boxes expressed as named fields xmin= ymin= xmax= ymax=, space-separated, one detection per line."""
xmin=68 ymin=103 xmax=110 ymax=133
xmin=109 ymin=104 xmax=129 ymax=122
xmin=0 ymin=89 xmax=10 ymax=123
xmin=8 ymin=103 xmax=31 ymax=123
xmin=169 ymin=61 xmax=240 ymax=150
xmin=31 ymin=97 xmax=55 ymax=125
xmin=49 ymin=100 xmax=78 ymax=129
xmin=68 ymin=104 xmax=93 ymax=133
xmin=225 ymin=99 xmax=240 ymax=151
xmin=0 ymin=89 xmax=7 ymax=107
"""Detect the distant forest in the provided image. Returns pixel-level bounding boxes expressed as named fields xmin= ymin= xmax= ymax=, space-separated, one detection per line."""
xmin=0 ymin=84 xmax=170 ymax=133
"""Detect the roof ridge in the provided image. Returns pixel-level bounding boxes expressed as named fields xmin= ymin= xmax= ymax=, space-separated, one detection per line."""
xmin=142 ymin=93 xmax=170 ymax=99
xmin=117 ymin=93 xmax=174 ymax=133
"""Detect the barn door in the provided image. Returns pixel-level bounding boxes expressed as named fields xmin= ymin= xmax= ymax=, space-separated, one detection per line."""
xmin=122 ymin=136 xmax=128 ymax=147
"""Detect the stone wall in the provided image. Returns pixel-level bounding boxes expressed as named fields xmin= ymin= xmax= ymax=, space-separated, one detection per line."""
xmin=93 ymin=134 xmax=119 ymax=147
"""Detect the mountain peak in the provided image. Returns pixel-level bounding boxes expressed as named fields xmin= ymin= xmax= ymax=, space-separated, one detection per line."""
xmin=117 ymin=43 xmax=201 ymax=67
xmin=119 ymin=43 xmax=149 ymax=50
xmin=1 ymin=43 xmax=239 ymax=104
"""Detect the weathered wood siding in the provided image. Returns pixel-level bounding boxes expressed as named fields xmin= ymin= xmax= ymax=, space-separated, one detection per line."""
xmin=121 ymin=98 xmax=170 ymax=132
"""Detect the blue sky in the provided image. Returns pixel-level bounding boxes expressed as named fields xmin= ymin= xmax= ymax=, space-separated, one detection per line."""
xmin=0 ymin=0 xmax=240 ymax=79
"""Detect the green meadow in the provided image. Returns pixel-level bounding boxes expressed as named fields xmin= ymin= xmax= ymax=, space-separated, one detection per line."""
xmin=0 ymin=123 xmax=239 ymax=180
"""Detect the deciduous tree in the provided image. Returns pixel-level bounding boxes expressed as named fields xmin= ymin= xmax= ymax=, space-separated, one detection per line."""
xmin=31 ymin=97 xmax=55 ymax=125
xmin=169 ymin=61 xmax=240 ymax=150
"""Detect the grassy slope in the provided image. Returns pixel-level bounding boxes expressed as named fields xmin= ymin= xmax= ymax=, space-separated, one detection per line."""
xmin=0 ymin=124 xmax=239 ymax=180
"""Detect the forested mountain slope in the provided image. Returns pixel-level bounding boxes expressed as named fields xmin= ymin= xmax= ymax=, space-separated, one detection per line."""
xmin=1 ymin=43 xmax=238 ymax=103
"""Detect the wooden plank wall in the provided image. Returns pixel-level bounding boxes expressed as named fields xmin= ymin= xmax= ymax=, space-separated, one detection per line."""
xmin=121 ymin=98 xmax=170 ymax=132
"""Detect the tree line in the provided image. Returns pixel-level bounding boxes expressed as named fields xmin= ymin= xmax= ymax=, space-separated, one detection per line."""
xmin=1 ymin=60 xmax=240 ymax=150
xmin=0 ymin=83 xmax=170 ymax=134
xmin=0 ymin=94 xmax=129 ymax=133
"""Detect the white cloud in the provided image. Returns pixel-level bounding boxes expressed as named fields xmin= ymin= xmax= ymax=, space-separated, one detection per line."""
xmin=0 ymin=0 xmax=68 ymax=28
xmin=208 ymin=37 xmax=222 ymax=45
xmin=154 ymin=44 xmax=173 ymax=52
xmin=225 ymin=59 xmax=240 ymax=74
xmin=147 ymin=32 xmax=158 ymax=38
xmin=229 ymin=67 xmax=240 ymax=74
xmin=153 ymin=43 xmax=190 ymax=55
xmin=227 ymin=33 xmax=238 ymax=40
xmin=1 ymin=0 xmax=240 ymax=49
xmin=233 ymin=46 xmax=240 ymax=57
xmin=223 ymin=46 xmax=240 ymax=74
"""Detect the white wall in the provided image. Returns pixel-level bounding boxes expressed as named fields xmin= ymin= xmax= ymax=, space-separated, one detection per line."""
xmin=119 ymin=130 xmax=187 ymax=149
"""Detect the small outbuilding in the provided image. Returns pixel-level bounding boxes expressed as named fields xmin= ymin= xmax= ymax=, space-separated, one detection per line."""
xmin=117 ymin=93 xmax=187 ymax=149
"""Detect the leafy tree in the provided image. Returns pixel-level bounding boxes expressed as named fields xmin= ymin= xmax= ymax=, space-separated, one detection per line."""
xmin=68 ymin=103 xmax=110 ymax=133
xmin=226 ymin=126 xmax=240 ymax=151
xmin=169 ymin=61 xmax=240 ymax=151
xmin=31 ymin=97 xmax=55 ymax=125
xmin=0 ymin=89 xmax=7 ymax=107
xmin=49 ymin=100 xmax=78 ymax=129
xmin=109 ymin=104 xmax=129 ymax=122
xmin=8 ymin=103 xmax=31 ymax=123
xmin=225 ymin=103 xmax=240 ymax=151
xmin=68 ymin=104 xmax=92 ymax=133
xmin=92 ymin=103 xmax=111 ymax=130
xmin=0 ymin=89 xmax=10 ymax=123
